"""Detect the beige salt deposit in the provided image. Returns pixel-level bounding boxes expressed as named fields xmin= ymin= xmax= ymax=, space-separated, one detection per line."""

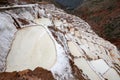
xmin=103 ymin=68 xmax=120 ymax=80
xmin=6 ymin=26 xmax=57 ymax=72
xmin=68 ymin=41 xmax=83 ymax=57
xmin=74 ymin=58 xmax=101 ymax=80
xmin=34 ymin=18 xmax=52 ymax=27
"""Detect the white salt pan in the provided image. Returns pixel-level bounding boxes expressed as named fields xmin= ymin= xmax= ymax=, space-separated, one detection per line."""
xmin=6 ymin=26 xmax=57 ymax=72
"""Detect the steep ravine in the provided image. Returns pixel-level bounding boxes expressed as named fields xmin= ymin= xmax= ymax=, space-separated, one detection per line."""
xmin=0 ymin=4 xmax=120 ymax=80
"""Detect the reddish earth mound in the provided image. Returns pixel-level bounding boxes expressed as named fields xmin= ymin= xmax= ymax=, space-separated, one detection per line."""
xmin=0 ymin=67 xmax=55 ymax=80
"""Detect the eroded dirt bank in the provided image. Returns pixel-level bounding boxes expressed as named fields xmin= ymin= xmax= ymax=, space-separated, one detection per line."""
xmin=0 ymin=67 xmax=55 ymax=80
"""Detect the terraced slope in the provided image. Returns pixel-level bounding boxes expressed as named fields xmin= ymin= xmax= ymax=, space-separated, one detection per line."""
xmin=0 ymin=3 xmax=119 ymax=80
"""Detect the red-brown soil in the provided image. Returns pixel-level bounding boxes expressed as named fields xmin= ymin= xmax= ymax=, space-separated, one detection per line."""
xmin=0 ymin=67 xmax=55 ymax=80
xmin=73 ymin=0 xmax=120 ymax=50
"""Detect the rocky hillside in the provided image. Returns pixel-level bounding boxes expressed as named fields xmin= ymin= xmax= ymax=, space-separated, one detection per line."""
xmin=0 ymin=2 xmax=120 ymax=80
xmin=72 ymin=0 xmax=120 ymax=50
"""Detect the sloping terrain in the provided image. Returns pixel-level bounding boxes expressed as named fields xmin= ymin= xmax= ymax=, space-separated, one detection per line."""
xmin=0 ymin=2 xmax=119 ymax=80
xmin=72 ymin=0 xmax=120 ymax=50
